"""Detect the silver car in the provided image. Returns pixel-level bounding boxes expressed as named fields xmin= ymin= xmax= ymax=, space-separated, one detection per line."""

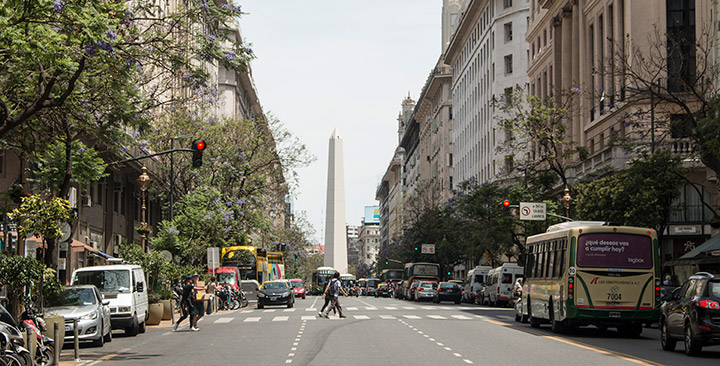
xmin=45 ymin=285 xmax=112 ymax=347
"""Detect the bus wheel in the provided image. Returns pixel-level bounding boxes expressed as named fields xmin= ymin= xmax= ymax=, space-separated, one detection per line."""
xmin=530 ymin=317 xmax=542 ymax=328
xmin=521 ymin=315 xmax=529 ymax=324
xmin=551 ymin=318 xmax=565 ymax=334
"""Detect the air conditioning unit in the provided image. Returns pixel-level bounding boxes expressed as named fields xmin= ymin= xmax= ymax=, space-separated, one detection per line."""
xmin=81 ymin=194 xmax=92 ymax=207
xmin=114 ymin=234 xmax=124 ymax=246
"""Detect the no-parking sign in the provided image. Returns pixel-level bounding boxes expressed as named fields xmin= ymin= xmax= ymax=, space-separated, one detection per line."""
xmin=519 ymin=202 xmax=546 ymax=221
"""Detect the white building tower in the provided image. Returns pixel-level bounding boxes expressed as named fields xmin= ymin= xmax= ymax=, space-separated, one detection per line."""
xmin=324 ymin=129 xmax=348 ymax=273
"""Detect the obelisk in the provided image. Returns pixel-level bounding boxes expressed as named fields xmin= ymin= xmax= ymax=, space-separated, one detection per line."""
xmin=324 ymin=129 xmax=347 ymax=273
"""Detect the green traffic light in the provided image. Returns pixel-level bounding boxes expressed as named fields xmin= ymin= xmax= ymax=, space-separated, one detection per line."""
xmin=447 ymin=272 xmax=451 ymax=275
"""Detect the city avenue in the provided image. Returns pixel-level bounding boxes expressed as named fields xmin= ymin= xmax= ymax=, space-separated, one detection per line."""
xmin=61 ymin=296 xmax=719 ymax=366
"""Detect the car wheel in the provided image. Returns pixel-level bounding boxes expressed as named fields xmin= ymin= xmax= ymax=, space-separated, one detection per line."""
xmin=685 ymin=322 xmax=702 ymax=356
xmin=125 ymin=318 xmax=139 ymax=336
xmin=92 ymin=329 xmax=105 ymax=347
xmin=104 ymin=327 xmax=113 ymax=343
xmin=287 ymin=301 xmax=294 ymax=308
xmin=257 ymin=304 xmax=264 ymax=309
xmin=660 ymin=319 xmax=676 ymax=351
xmin=530 ymin=317 xmax=542 ymax=329
xmin=303 ymin=296 xmax=306 ymax=300
xmin=138 ymin=320 xmax=146 ymax=334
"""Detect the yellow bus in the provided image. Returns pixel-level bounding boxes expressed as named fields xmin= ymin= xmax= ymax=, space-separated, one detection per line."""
xmin=519 ymin=222 xmax=661 ymax=336
xmin=221 ymin=246 xmax=284 ymax=283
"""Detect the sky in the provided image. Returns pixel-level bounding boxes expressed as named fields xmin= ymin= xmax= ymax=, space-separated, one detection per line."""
xmin=239 ymin=0 xmax=443 ymax=243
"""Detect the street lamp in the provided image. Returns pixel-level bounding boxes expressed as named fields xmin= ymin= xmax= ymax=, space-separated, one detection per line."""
xmin=625 ymin=82 xmax=660 ymax=154
xmin=561 ymin=185 xmax=572 ymax=218
xmin=137 ymin=165 xmax=152 ymax=252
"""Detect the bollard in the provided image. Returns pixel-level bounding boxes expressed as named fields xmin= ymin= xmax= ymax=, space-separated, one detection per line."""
xmin=53 ymin=322 xmax=60 ymax=365
xmin=26 ymin=328 xmax=36 ymax=362
xmin=73 ymin=318 xmax=80 ymax=362
xmin=170 ymin=299 xmax=175 ymax=324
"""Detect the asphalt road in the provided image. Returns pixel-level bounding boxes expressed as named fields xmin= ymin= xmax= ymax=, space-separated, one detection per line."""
xmin=67 ymin=296 xmax=720 ymax=366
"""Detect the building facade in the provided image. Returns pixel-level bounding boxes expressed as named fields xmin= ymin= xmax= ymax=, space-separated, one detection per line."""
xmin=444 ymin=0 xmax=530 ymax=186
xmin=358 ymin=220 xmax=381 ymax=267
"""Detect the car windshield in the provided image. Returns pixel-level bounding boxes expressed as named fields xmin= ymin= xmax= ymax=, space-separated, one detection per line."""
xmin=291 ymin=282 xmax=303 ymax=288
xmin=217 ymin=273 xmax=236 ymax=285
xmin=440 ymin=283 xmax=454 ymax=288
xmin=74 ymin=270 xmax=131 ymax=293
xmin=48 ymin=288 xmax=96 ymax=307
xmin=419 ymin=282 xmax=435 ymax=288
xmin=262 ymin=282 xmax=287 ymax=290
xmin=474 ymin=275 xmax=484 ymax=283
xmin=709 ymin=281 xmax=720 ymax=298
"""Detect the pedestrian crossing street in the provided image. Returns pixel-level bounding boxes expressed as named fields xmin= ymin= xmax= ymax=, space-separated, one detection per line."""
xmin=233 ymin=306 xmax=484 ymax=312
xmin=213 ymin=313 xmax=484 ymax=324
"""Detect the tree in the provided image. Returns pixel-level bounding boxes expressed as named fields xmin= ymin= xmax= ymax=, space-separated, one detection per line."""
xmin=7 ymin=193 xmax=72 ymax=267
xmin=0 ymin=254 xmax=43 ymax=320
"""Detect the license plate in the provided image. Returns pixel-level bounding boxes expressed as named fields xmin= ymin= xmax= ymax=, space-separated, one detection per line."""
xmin=609 ymin=312 xmax=621 ymax=318
xmin=270 ymin=297 xmax=277 ymax=301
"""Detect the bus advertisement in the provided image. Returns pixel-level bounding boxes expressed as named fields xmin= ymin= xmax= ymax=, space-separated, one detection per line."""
xmin=518 ymin=222 xmax=660 ymax=336
xmin=221 ymin=246 xmax=285 ymax=283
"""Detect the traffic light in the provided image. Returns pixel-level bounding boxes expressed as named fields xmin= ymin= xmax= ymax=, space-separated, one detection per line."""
xmin=447 ymin=271 xmax=451 ymax=276
xmin=411 ymin=242 xmax=418 ymax=251
xmin=385 ymin=260 xmax=389 ymax=265
xmin=191 ymin=139 xmax=206 ymax=167
xmin=502 ymin=200 xmax=511 ymax=208
xmin=294 ymin=255 xmax=298 ymax=262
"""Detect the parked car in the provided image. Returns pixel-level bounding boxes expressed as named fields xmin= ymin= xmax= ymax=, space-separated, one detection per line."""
xmin=375 ymin=283 xmax=390 ymax=297
xmin=660 ymin=272 xmax=720 ymax=356
xmin=407 ymin=282 xmax=420 ymax=301
xmin=433 ymin=282 xmax=462 ymax=304
xmin=289 ymin=279 xmax=306 ymax=299
xmin=257 ymin=281 xmax=295 ymax=309
xmin=71 ymin=264 xmax=148 ymax=336
xmin=414 ymin=281 xmax=437 ymax=302
xmin=45 ymin=285 xmax=112 ymax=347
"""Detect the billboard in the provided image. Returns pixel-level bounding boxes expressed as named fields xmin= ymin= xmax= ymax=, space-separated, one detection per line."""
xmin=364 ymin=206 xmax=380 ymax=224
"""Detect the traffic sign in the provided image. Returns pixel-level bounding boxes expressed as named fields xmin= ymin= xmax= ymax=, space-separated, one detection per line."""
xmin=207 ymin=247 xmax=220 ymax=269
xmin=519 ymin=202 xmax=546 ymax=221
xmin=421 ymin=244 xmax=435 ymax=254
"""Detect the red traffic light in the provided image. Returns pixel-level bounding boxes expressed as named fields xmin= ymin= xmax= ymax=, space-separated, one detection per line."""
xmin=193 ymin=139 xmax=206 ymax=151
xmin=502 ymin=200 xmax=511 ymax=207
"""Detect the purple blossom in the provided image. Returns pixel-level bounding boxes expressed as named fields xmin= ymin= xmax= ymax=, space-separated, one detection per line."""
xmin=106 ymin=30 xmax=117 ymax=40
xmin=84 ymin=43 xmax=97 ymax=57
xmin=224 ymin=51 xmax=236 ymax=61
xmin=571 ymin=87 xmax=580 ymax=93
xmin=168 ymin=226 xmax=179 ymax=235
xmin=53 ymin=0 xmax=65 ymax=12
xmin=97 ymin=40 xmax=113 ymax=52
xmin=133 ymin=131 xmax=140 ymax=138
xmin=200 ymin=2 xmax=209 ymax=10
xmin=78 ymin=147 xmax=86 ymax=153
xmin=207 ymin=34 xmax=216 ymax=41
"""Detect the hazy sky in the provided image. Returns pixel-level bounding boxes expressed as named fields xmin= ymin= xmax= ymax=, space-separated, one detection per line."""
xmin=240 ymin=0 xmax=442 ymax=242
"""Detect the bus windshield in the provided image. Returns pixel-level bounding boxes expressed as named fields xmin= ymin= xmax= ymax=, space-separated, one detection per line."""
xmin=577 ymin=233 xmax=653 ymax=269
xmin=410 ymin=264 xmax=439 ymax=277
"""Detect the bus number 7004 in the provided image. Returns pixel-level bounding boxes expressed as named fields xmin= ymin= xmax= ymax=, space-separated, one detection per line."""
xmin=607 ymin=293 xmax=622 ymax=301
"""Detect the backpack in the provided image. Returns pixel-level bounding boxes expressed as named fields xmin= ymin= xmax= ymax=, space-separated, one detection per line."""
xmin=329 ymin=279 xmax=340 ymax=297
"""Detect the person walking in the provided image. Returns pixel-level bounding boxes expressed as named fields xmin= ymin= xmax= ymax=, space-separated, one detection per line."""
xmin=206 ymin=276 xmax=217 ymax=315
xmin=173 ymin=276 xmax=196 ymax=331
xmin=191 ymin=274 xmax=206 ymax=330
xmin=321 ymin=272 xmax=348 ymax=318
xmin=318 ymin=281 xmax=336 ymax=316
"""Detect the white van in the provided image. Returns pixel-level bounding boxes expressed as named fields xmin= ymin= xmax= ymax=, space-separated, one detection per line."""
xmin=71 ymin=264 xmax=148 ymax=336
xmin=462 ymin=266 xmax=491 ymax=303
xmin=485 ymin=263 xmax=524 ymax=307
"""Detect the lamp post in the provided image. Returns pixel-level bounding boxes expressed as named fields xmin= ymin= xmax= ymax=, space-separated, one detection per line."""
xmin=137 ymin=166 xmax=151 ymax=252
xmin=561 ymin=185 xmax=572 ymax=218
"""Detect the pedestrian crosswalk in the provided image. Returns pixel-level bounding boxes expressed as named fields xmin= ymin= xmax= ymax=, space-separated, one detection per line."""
xmin=217 ymin=313 xmax=496 ymax=324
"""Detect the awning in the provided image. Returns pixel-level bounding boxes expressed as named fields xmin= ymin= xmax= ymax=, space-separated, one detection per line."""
xmin=95 ymin=251 xmax=117 ymax=259
xmin=679 ymin=234 xmax=720 ymax=258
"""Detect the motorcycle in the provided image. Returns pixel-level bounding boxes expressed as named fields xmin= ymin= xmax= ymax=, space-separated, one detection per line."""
xmin=216 ymin=286 xmax=239 ymax=310
xmin=20 ymin=307 xmax=55 ymax=366
xmin=0 ymin=304 xmax=34 ymax=366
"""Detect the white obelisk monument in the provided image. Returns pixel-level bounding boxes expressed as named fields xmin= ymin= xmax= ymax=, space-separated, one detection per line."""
xmin=324 ymin=129 xmax=347 ymax=273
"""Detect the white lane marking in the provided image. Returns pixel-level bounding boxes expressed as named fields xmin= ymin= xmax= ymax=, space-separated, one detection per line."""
xmin=295 ymin=338 xmax=300 ymax=341
xmin=346 ymin=307 xmax=358 ymax=311
xmin=291 ymin=347 xmax=297 ymax=351
xmin=379 ymin=315 xmax=396 ymax=319
xmin=355 ymin=298 xmax=375 ymax=307
xmin=403 ymin=307 xmax=416 ymax=310
xmin=365 ymin=307 xmax=378 ymax=310
xmin=403 ymin=315 xmax=421 ymax=319
xmin=310 ymin=296 xmax=318 ymax=309
xmin=436 ymin=343 xmax=444 ymax=346
xmin=418 ymin=331 xmax=424 ymax=334
xmin=453 ymin=353 xmax=462 ymax=357
xmin=354 ymin=315 xmax=370 ymax=320
xmin=384 ymin=307 xmax=398 ymax=310
xmin=429 ymin=338 xmax=436 ymax=341
xmin=240 ymin=310 xmax=254 ymax=313
xmin=451 ymin=315 xmax=472 ymax=320
xmin=284 ymin=309 xmax=297 ymax=312
xmin=293 ymin=342 xmax=299 ymax=346
xmin=421 ymin=306 xmax=435 ymax=310
xmin=444 ymin=347 xmax=452 ymax=351
xmin=214 ymin=317 xmax=234 ymax=324
xmin=305 ymin=308 xmax=317 ymax=311
xmin=288 ymin=353 xmax=295 ymax=357
xmin=263 ymin=309 xmax=276 ymax=313
xmin=423 ymin=335 xmax=429 ymax=338
xmin=439 ymin=307 xmax=453 ymax=310
xmin=244 ymin=317 xmax=261 ymax=322
xmin=427 ymin=315 xmax=447 ymax=320
xmin=463 ymin=360 xmax=474 ymax=364
xmin=301 ymin=316 xmax=317 ymax=321
xmin=273 ymin=316 xmax=289 ymax=322
xmin=285 ymin=360 xmax=292 ymax=364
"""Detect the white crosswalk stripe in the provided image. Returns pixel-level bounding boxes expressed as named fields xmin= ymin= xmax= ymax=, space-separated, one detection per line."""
xmin=451 ymin=315 xmax=472 ymax=320
xmin=427 ymin=315 xmax=447 ymax=320
xmin=403 ymin=315 xmax=422 ymax=319
xmin=301 ymin=316 xmax=317 ymax=321
xmin=244 ymin=317 xmax=261 ymax=322
xmin=284 ymin=309 xmax=296 ymax=312
xmin=346 ymin=307 xmax=358 ymax=311
xmin=263 ymin=309 xmax=276 ymax=313
xmin=305 ymin=308 xmax=317 ymax=311
xmin=273 ymin=316 xmax=289 ymax=322
xmin=364 ymin=307 xmax=377 ymax=310
xmin=402 ymin=307 xmax=416 ymax=310
xmin=354 ymin=315 xmax=370 ymax=320
xmin=214 ymin=317 xmax=234 ymax=324
xmin=379 ymin=315 xmax=396 ymax=319
xmin=384 ymin=307 xmax=398 ymax=310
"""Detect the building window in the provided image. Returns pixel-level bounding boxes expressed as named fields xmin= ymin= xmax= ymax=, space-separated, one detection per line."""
xmin=504 ymin=155 xmax=514 ymax=173
xmin=671 ymin=184 xmax=713 ymax=222
xmin=666 ymin=0 xmax=696 ymax=91
xmin=670 ymin=114 xmax=693 ymax=138
xmin=504 ymin=55 xmax=513 ymax=74
xmin=504 ymin=22 xmax=513 ymax=42
xmin=504 ymin=0 xmax=512 ymax=9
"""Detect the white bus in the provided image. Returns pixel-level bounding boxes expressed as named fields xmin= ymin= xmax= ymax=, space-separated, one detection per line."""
xmin=484 ymin=263 xmax=524 ymax=307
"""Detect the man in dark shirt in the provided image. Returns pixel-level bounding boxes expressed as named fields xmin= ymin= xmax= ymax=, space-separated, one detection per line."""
xmin=173 ymin=276 xmax=197 ymax=331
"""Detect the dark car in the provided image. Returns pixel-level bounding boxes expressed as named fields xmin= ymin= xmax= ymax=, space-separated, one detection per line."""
xmin=257 ymin=281 xmax=295 ymax=309
xmin=433 ymin=282 xmax=462 ymax=304
xmin=375 ymin=283 xmax=390 ymax=298
xmin=660 ymin=272 xmax=720 ymax=356
xmin=408 ymin=282 xmax=420 ymax=301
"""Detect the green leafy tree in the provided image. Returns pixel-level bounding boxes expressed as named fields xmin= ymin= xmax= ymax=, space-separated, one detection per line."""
xmin=8 ymin=194 xmax=72 ymax=267
xmin=0 ymin=254 xmax=44 ymax=320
